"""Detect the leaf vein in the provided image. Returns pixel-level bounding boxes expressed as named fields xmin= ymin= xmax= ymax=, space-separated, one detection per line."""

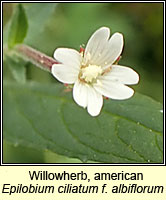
xmin=114 ymin=119 xmax=147 ymax=162
xmin=155 ymin=135 xmax=162 ymax=153
xmin=60 ymin=104 xmax=141 ymax=163
xmin=103 ymin=110 xmax=162 ymax=136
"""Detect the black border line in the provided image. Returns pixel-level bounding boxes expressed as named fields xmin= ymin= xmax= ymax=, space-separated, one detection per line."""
xmin=1 ymin=0 xmax=165 ymax=166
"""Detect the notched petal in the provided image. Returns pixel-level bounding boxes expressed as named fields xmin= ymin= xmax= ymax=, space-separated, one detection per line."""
xmin=94 ymin=79 xmax=134 ymax=100
xmin=73 ymin=80 xmax=88 ymax=108
xmin=103 ymin=65 xmax=139 ymax=85
xmin=96 ymin=32 xmax=124 ymax=67
xmin=87 ymin=87 xmax=103 ymax=116
xmin=84 ymin=27 xmax=110 ymax=65
xmin=54 ymin=48 xmax=81 ymax=69
xmin=51 ymin=64 xmax=79 ymax=84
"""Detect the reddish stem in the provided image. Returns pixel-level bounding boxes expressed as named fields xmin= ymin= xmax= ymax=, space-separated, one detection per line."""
xmin=16 ymin=44 xmax=59 ymax=72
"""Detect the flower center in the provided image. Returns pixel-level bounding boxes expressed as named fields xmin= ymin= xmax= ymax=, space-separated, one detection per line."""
xmin=80 ymin=64 xmax=102 ymax=83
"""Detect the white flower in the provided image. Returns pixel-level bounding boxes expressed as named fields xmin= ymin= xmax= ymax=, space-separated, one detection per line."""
xmin=51 ymin=27 xmax=139 ymax=116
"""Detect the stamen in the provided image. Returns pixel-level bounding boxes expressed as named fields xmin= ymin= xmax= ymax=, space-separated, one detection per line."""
xmin=103 ymin=96 xmax=109 ymax=100
xmin=79 ymin=47 xmax=85 ymax=53
xmin=80 ymin=64 xmax=102 ymax=83
xmin=114 ymin=56 xmax=121 ymax=64
xmin=102 ymin=67 xmax=111 ymax=75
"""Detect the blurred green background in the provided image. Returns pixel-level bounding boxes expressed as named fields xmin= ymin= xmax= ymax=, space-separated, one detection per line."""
xmin=3 ymin=2 xmax=163 ymax=163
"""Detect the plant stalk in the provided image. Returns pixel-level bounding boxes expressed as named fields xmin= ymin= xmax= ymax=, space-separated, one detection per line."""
xmin=15 ymin=44 xmax=59 ymax=72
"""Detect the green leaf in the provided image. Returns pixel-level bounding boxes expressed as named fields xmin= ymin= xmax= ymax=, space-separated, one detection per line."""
xmin=3 ymin=140 xmax=44 ymax=163
xmin=3 ymin=81 xmax=163 ymax=163
xmin=5 ymin=55 xmax=26 ymax=83
xmin=8 ymin=4 xmax=28 ymax=48
xmin=24 ymin=3 xmax=57 ymax=46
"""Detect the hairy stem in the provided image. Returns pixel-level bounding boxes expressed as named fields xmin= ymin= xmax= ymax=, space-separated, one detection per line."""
xmin=15 ymin=44 xmax=59 ymax=72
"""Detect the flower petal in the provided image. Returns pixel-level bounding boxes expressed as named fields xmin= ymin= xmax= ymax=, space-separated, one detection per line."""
xmin=52 ymin=48 xmax=81 ymax=84
xmin=73 ymin=80 xmax=88 ymax=108
xmin=94 ymin=78 xmax=134 ymax=100
xmin=51 ymin=63 xmax=79 ymax=84
xmin=84 ymin=27 xmax=110 ymax=65
xmin=87 ymin=86 xmax=103 ymax=117
xmin=102 ymin=65 xmax=139 ymax=85
xmin=54 ymin=48 xmax=81 ymax=69
xmin=73 ymin=80 xmax=103 ymax=116
xmin=96 ymin=32 xmax=124 ymax=67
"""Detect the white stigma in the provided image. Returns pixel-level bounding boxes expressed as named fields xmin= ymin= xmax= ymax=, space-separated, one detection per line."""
xmin=81 ymin=64 xmax=102 ymax=83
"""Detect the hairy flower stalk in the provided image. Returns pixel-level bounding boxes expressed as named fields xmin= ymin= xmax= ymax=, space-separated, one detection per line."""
xmin=15 ymin=44 xmax=58 ymax=72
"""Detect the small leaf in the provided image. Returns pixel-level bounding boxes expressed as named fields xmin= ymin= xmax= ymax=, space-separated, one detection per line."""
xmin=8 ymin=4 xmax=28 ymax=49
xmin=4 ymin=3 xmax=57 ymax=47
xmin=3 ymin=81 xmax=163 ymax=163
xmin=5 ymin=55 xmax=26 ymax=83
xmin=24 ymin=3 xmax=57 ymax=45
